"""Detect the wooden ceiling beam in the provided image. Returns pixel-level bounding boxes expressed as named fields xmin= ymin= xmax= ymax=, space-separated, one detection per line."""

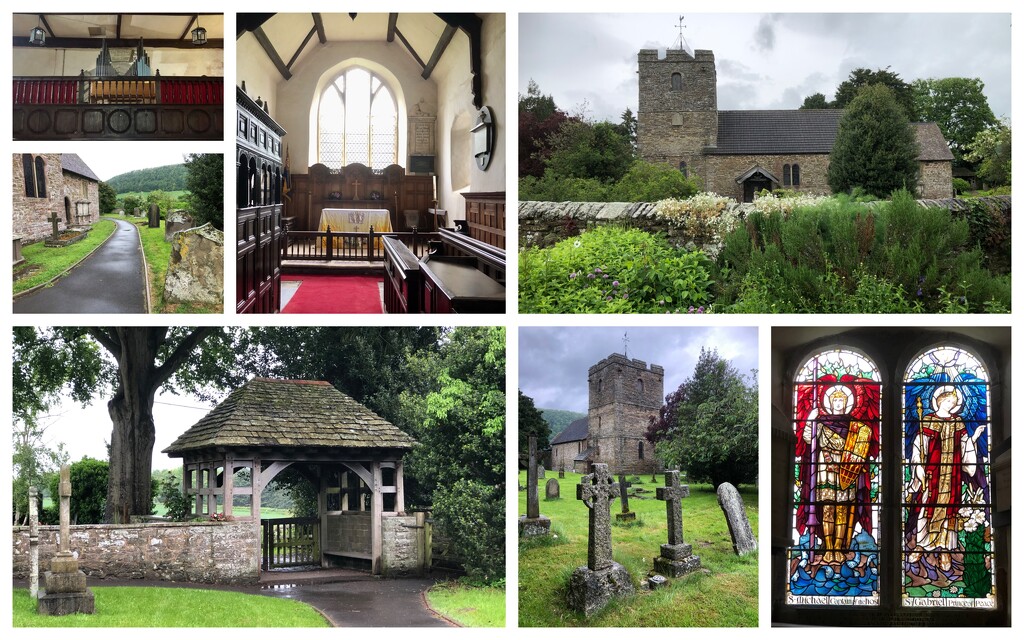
xmin=115 ymin=14 xmax=122 ymax=39
xmin=312 ymin=13 xmax=326 ymax=44
xmin=236 ymin=13 xmax=274 ymax=39
xmin=436 ymin=13 xmax=484 ymax=108
xmin=253 ymin=26 xmax=292 ymax=80
xmin=179 ymin=15 xmax=198 ymax=40
xmin=13 ymin=36 xmax=224 ymax=49
xmin=386 ymin=13 xmax=397 ymax=42
xmin=421 ymin=23 xmax=456 ymax=80
xmin=39 ymin=15 xmax=55 ymax=37
xmin=393 ymin=27 xmax=425 ymax=70
xmin=287 ymin=26 xmax=317 ymax=70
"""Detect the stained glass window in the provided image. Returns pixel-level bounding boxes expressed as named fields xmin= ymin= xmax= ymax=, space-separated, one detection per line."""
xmin=317 ymin=68 xmax=398 ymax=170
xmin=902 ymin=346 xmax=995 ymax=608
xmin=789 ymin=348 xmax=882 ymax=606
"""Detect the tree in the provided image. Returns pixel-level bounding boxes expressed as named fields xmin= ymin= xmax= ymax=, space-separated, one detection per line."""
xmin=120 ymin=194 xmax=143 ymax=215
xmin=913 ymin=77 xmax=997 ymax=165
xmin=828 ymin=84 xmax=920 ymax=197
xmin=519 ymin=80 xmax=570 ymax=178
xmin=617 ymin=107 xmax=638 ymax=151
xmin=607 ymin=160 xmax=700 ymax=202
xmin=646 ymin=348 xmax=757 ymax=487
xmin=833 ymin=67 xmax=917 ymax=119
xmin=184 ymin=153 xmax=224 ymax=230
xmin=965 ymin=121 xmax=1011 ymax=186
xmin=12 ymin=416 xmax=68 ymax=525
xmin=518 ymin=390 xmax=550 ymax=457
xmin=98 ymin=182 xmax=118 ymax=213
xmin=545 ymin=120 xmax=634 ymax=183
xmin=800 ymin=92 xmax=830 ymax=109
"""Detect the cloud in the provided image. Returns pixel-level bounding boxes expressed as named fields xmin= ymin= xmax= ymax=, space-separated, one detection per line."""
xmin=753 ymin=15 xmax=777 ymax=52
xmin=718 ymin=59 xmax=763 ymax=82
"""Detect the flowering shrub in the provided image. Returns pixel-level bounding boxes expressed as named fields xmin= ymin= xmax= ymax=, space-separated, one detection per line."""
xmin=209 ymin=512 xmax=231 ymax=522
xmin=654 ymin=192 xmax=736 ymax=237
xmin=519 ymin=225 xmax=712 ymax=313
xmin=749 ymin=191 xmax=832 ymax=216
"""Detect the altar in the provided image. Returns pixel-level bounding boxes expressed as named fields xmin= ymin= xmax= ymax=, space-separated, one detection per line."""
xmin=319 ymin=208 xmax=392 ymax=251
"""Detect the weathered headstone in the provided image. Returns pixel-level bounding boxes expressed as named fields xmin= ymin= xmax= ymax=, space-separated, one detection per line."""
xmin=653 ymin=470 xmax=701 ymax=578
xmin=651 ymin=470 xmax=657 ymax=483
xmin=37 ymin=465 xmax=95 ymax=615
xmin=559 ymin=467 xmax=565 ymax=479
xmin=164 ymin=210 xmax=195 ymax=241
xmin=148 ymin=203 xmax=161 ymax=228
xmin=29 ymin=486 xmax=39 ymax=598
xmin=717 ymin=482 xmax=757 ymax=555
xmin=567 ymin=463 xmax=635 ymax=617
xmin=133 ymin=207 xmax=141 ymax=218
xmin=163 ymin=223 xmax=224 ymax=305
xmin=518 ymin=436 xmax=551 ymax=537
xmin=545 ymin=478 xmax=560 ymax=500
xmin=648 ymin=574 xmax=668 ymax=590
xmin=538 ymin=465 xmax=546 ymax=479
xmin=48 ymin=211 xmax=61 ymax=240
xmin=615 ymin=474 xmax=635 ymax=522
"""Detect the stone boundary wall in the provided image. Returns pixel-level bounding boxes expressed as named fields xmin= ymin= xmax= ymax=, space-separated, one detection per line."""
xmin=13 ymin=520 xmax=260 ymax=585
xmin=518 ymin=196 xmax=1011 ymax=253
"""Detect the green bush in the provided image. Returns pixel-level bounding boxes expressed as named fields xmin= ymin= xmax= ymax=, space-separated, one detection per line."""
xmin=432 ymin=479 xmax=505 ymax=583
xmin=519 ymin=225 xmax=713 ymax=313
xmin=519 ymin=171 xmax=609 ymax=202
xmin=158 ymin=475 xmax=193 ymax=522
xmin=606 ymin=161 xmax=700 ymax=202
xmin=47 ymin=458 xmax=108 ymax=524
xmin=952 ymin=177 xmax=972 ymax=195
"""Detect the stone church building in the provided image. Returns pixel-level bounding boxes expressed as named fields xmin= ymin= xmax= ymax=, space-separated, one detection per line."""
xmin=637 ymin=48 xmax=954 ymax=202
xmin=550 ymin=353 xmax=662 ymax=475
xmin=12 ymin=153 xmax=100 ymax=243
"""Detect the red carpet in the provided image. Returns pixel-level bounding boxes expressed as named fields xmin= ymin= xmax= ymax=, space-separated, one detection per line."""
xmin=281 ymin=275 xmax=383 ymax=314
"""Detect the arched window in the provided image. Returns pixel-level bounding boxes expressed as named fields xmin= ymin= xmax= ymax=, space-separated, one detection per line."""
xmin=22 ymin=154 xmax=47 ymax=198
xmin=783 ymin=164 xmax=791 ymax=187
xmin=638 ymin=440 xmax=645 ymax=460
xmin=637 ymin=378 xmax=645 ymax=393
xmin=671 ymin=72 xmax=682 ymax=90
xmin=317 ymin=68 xmax=398 ymax=170
xmin=901 ymin=346 xmax=993 ymax=607
xmin=792 ymin=164 xmax=801 ymax=187
xmin=789 ymin=348 xmax=882 ymax=606
xmin=679 ymin=161 xmax=687 ymax=178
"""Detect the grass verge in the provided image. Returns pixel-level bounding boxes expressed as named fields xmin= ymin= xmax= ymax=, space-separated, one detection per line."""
xmin=13 ymin=587 xmax=330 ymax=627
xmin=425 ymin=580 xmax=505 ymax=627
xmin=518 ymin=471 xmax=758 ymax=627
xmin=13 ymin=220 xmax=117 ymax=294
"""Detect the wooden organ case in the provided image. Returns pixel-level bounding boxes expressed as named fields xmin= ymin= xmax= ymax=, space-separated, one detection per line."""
xmin=236 ymin=87 xmax=286 ymax=313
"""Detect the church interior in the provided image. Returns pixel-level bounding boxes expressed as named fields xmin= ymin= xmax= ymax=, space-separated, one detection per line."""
xmin=235 ymin=13 xmax=506 ymax=314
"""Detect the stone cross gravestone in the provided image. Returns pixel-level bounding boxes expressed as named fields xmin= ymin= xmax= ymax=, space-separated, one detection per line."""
xmin=653 ymin=470 xmax=701 ymax=578
xmin=545 ymin=478 xmax=560 ymax=500
xmin=615 ymin=474 xmax=635 ymax=522
xmin=566 ymin=463 xmax=635 ymax=617
xmin=148 ymin=204 xmax=161 ymax=228
xmin=29 ymin=486 xmax=39 ymax=598
xmin=518 ymin=436 xmax=551 ymax=537
xmin=717 ymin=482 xmax=757 ymax=555
xmin=48 ymin=211 xmax=61 ymax=240
xmin=37 ymin=465 xmax=95 ymax=615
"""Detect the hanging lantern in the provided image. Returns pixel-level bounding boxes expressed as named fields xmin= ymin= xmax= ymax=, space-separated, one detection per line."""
xmin=29 ymin=26 xmax=46 ymax=46
xmin=191 ymin=25 xmax=208 ymax=46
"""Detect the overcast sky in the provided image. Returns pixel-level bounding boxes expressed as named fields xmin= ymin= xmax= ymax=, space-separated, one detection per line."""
xmin=520 ymin=13 xmax=1011 ymax=124
xmin=519 ymin=326 xmax=758 ymax=413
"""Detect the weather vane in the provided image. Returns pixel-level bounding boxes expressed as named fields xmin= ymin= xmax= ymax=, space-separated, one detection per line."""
xmin=675 ymin=15 xmax=689 ymax=52
xmin=623 ymin=332 xmax=630 ymax=358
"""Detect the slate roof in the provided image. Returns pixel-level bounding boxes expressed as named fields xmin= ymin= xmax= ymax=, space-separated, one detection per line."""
xmin=60 ymin=154 xmax=101 ymax=182
xmin=551 ymin=417 xmax=589 ymax=445
xmin=164 ymin=378 xmax=416 ymax=455
xmin=574 ymin=446 xmax=595 ymax=463
xmin=709 ymin=110 xmax=953 ymax=162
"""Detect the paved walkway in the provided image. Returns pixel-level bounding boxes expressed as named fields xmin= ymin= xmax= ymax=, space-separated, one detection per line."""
xmin=14 ymin=218 xmax=148 ymax=314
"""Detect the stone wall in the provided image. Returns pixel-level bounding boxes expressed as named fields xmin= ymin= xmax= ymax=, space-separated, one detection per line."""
xmin=12 ymin=520 xmax=260 ymax=584
xmin=62 ymin=173 xmax=100 ymax=227
xmin=552 ymin=440 xmax=585 ymax=473
xmin=919 ymin=160 xmax=954 ymax=199
xmin=587 ymin=354 xmax=663 ymax=474
xmin=381 ymin=515 xmax=423 ymax=577
xmin=705 ymin=153 xmax=832 ymax=202
xmin=323 ymin=512 xmax=371 ymax=556
xmin=638 ymin=49 xmax=717 ymax=162
xmin=12 ymin=153 xmax=65 ymax=243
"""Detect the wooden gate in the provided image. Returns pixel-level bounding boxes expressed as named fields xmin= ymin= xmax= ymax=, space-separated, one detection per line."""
xmin=261 ymin=517 xmax=320 ymax=570
xmin=237 ymin=204 xmax=282 ymax=313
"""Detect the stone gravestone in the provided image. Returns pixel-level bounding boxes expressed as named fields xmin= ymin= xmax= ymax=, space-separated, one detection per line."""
xmin=559 ymin=467 xmax=565 ymax=479
xmin=653 ymin=470 xmax=701 ymax=578
xmin=38 ymin=465 xmax=95 ymax=615
xmin=133 ymin=207 xmax=141 ymax=218
xmin=717 ymin=482 xmax=757 ymax=555
xmin=538 ymin=465 xmax=546 ymax=479
xmin=164 ymin=210 xmax=195 ymax=242
xmin=545 ymin=478 xmax=560 ymax=500
xmin=615 ymin=474 xmax=635 ymax=522
xmin=29 ymin=486 xmax=39 ymax=598
xmin=567 ymin=463 xmax=635 ymax=617
xmin=48 ymin=211 xmax=61 ymax=240
xmin=518 ymin=436 xmax=551 ymax=537
xmin=148 ymin=203 xmax=161 ymax=228
xmin=163 ymin=223 xmax=224 ymax=305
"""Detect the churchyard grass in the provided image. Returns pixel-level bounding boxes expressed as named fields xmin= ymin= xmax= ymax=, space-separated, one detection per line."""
xmin=518 ymin=471 xmax=757 ymax=626
xmin=425 ymin=581 xmax=505 ymax=627
xmin=13 ymin=587 xmax=330 ymax=627
xmin=13 ymin=220 xmax=117 ymax=295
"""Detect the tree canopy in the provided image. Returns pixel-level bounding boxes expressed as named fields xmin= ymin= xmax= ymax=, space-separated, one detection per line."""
xmin=965 ymin=120 xmax=1011 ymax=186
xmin=106 ymin=163 xmax=187 ymax=193
xmin=518 ymin=390 xmax=550 ymax=457
xmin=834 ymin=67 xmax=918 ymax=119
xmin=98 ymin=182 xmax=118 ymax=213
xmin=184 ymin=153 xmax=224 ymax=230
xmin=913 ymin=77 xmax=997 ymax=166
xmin=646 ymin=348 xmax=757 ymax=487
xmin=827 ymin=84 xmax=920 ymax=197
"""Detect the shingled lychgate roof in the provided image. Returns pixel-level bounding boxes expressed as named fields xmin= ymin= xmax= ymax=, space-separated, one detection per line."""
xmin=60 ymin=153 xmax=101 ymax=182
xmin=164 ymin=378 xmax=416 ymax=455
xmin=551 ymin=417 xmax=589 ymax=445
xmin=913 ymin=123 xmax=955 ymax=161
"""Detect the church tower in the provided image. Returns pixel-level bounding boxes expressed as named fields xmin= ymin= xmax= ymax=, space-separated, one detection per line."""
xmin=587 ymin=354 xmax=664 ymax=474
xmin=637 ymin=48 xmax=718 ymax=178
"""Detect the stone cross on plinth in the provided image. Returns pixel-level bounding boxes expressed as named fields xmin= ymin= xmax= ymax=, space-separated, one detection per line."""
xmin=653 ymin=470 xmax=701 ymax=578
xmin=38 ymin=465 xmax=95 ymax=615
xmin=48 ymin=212 xmax=61 ymax=240
xmin=518 ymin=436 xmax=551 ymax=537
xmin=567 ymin=463 xmax=635 ymax=617
xmin=615 ymin=474 xmax=636 ymax=522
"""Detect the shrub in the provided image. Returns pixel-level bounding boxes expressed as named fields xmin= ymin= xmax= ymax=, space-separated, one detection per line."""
xmin=654 ymin=192 xmax=737 ymax=242
xmin=519 ymin=171 xmax=608 ymax=202
xmin=606 ymin=161 xmax=701 ymax=202
xmin=432 ymin=479 xmax=505 ymax=583
xmin=519 ymin=225 xmax=713 ymax=313
xmin=47 ymin=457 xmax=108 ymax=524
xmin=158 ymin=475 xmax=193 ymax=522
xmin=952 ymin=177 xmax=972 ymax=195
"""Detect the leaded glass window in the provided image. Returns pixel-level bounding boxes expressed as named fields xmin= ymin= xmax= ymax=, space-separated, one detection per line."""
xmin=902 ymin=346 xmax=995 ymax=608
xmin=789 ymin=348 xmax=882 ymax=606
xmin=317 ymin=68 xmax=398 ymax=171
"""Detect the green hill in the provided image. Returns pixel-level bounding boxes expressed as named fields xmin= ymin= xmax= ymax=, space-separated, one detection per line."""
xmin=107 ymin=164 xmax=187 ymax=193
xmin=539 ymin=408 xmax=586 ymax=438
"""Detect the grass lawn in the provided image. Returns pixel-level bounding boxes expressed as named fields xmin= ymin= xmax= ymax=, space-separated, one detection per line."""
xmin=13 ymin=219 xmax=117 ymax=294
xmin=518 ymin=471 xmax=758 ymax=627
xmin=13 ymin=587 xmax=329 ymax=627
xmin=425 ymin=581 xmax=505 ymax=627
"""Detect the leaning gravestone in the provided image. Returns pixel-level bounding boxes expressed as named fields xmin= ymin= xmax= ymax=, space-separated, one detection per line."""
xmin=519 ymin=436 xmax=551 ymax=537
xmin=567 ymin=463 xmax=635 ymax=617
xmin=653 ymin=470 xmax=701 ymax=578
xmin=545 ymin=478 xmax=560 ymax=500
xmin=164 ymin=210 xmax=195 ymax=241
xmin=163 ymin=223 xmax=224 ymax=305
xmin=717 ymin=482 xmax=757 ymax=555
xmin=615 ymin=474 xmax=635 ymax=522
xmin=148 ymin=203 xmax=161 ymax=228
xmin=38 ymin=466 xmax=95 ymax=615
